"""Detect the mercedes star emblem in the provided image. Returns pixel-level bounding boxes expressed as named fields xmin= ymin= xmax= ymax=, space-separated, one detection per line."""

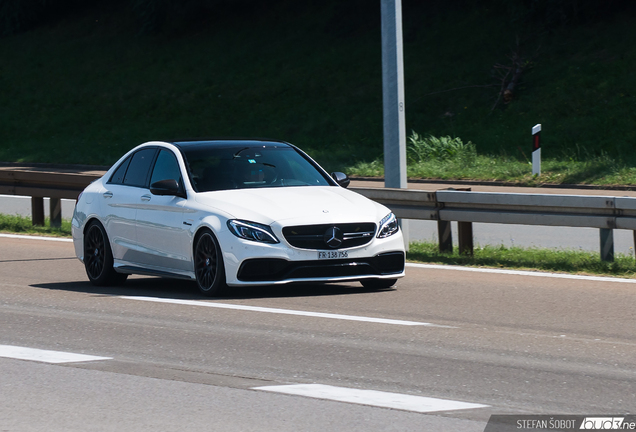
xmin=323 ymin=226 xmax=344 ymax=249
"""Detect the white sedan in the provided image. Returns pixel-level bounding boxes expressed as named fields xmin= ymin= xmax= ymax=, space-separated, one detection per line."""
xmin=72 ymin=139 xmax=405 ymax=295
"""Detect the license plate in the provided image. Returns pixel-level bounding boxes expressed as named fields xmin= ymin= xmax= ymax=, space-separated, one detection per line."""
xmin=318 ymin=251 xmax=348 ymax=259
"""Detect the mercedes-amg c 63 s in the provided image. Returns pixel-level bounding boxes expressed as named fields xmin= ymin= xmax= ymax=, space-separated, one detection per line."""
xmin=72 ymin=139 xmax=405 ymax=295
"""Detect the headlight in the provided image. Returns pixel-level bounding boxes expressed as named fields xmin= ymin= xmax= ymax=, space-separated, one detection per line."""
xmin=228 ymin=220 xmax=279 ymax=244
xmin=377 ymin=213 xmax=399 ymax=238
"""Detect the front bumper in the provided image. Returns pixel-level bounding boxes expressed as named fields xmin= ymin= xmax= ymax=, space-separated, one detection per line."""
xmin=220 ymin=227 xmax=406 ymax=286
xmin=237 ymin=251 xmax=405 ymax=282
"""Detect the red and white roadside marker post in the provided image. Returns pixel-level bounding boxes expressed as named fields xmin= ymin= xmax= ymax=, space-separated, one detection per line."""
xmin=532 ymin=124 xmax=541 ymax=176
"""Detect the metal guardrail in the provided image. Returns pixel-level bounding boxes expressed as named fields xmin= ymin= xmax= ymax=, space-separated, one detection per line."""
xmin=351 ymin=187 xmax=636 ymax=261
xmin=0 ymin=166 xmax=632 ymax=261
xmin=0 ymin=165 xmax=104 ymax=227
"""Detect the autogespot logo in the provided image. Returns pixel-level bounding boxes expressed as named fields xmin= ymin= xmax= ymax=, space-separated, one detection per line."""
xmin=580 ymin=417 xmax=628 ymax=430
xmin=323 ymin=226 xmax=343 ymax=249
xmin=483 ymin=415 xmax=636 ymax=431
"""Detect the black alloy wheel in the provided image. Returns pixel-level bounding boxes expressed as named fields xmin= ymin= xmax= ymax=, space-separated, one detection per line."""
xmin=194 ymin=230 xmax=226 ymax=296
xmin=84 ymin=221 xmax=127 ymax=286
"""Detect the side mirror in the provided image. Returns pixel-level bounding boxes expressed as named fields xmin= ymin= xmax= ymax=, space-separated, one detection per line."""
xmin=331 ymin=172 xmax=350 ymax=188
xmin=150 ymin=179 xmax=186 ymax=198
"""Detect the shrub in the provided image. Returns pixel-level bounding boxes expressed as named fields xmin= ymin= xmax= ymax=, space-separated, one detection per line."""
xmin=407 ymin=131 xmax=477 ymax=163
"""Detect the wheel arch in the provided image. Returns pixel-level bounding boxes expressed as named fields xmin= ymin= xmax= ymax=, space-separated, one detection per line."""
xmin=83 ymin=216 xmax=105 ymax=234
xmin=192 ymin=216 xmax=225 ymax=255
xmin=75 ymin=216 xmax=103 ymax=261
xmin=192 ymin=224 xmax=228 ymax=295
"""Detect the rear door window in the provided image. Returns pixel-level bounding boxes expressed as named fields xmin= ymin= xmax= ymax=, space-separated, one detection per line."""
xmin=109 ymin=156 xmax=132 ymax=184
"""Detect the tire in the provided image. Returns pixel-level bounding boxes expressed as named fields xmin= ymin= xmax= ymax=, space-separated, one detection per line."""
xmin=360 ymin=278 xmax=397 ymax=289
xmin=84 ymin=221 xmax=128 ymax=286
xmin=194 ymin=230 xmax=227 ymax=296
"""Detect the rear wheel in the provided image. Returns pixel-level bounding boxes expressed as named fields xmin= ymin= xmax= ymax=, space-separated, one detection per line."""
xmin=360 ymin=278 xmax=397 ymax=289
xmin=194 ymin=230 xmax=227 ymax=296
xmin=84 ymin=221 xmax=127 ymax=286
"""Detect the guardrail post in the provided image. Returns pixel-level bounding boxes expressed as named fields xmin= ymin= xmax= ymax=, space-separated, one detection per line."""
xmin=50 ymin=198 xmax=62 ymax=228
xmin=31 ymin=197 xmax=45 ymax=226
xmin=437 ymin=220 xmax=452 ymax=253
xmin=452 ymin=187 xmax=473 ymax=255
xmin=399 ymin=219 xmax=409 ymax=252
xmin=600 ymin=228 xmax=614 ymax=262
xmin=458 ymin=222 xmax=474 ymax=255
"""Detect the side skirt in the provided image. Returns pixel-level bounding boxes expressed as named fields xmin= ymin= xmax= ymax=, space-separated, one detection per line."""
xmin=116 ymin=265 xmax=195 ymax=281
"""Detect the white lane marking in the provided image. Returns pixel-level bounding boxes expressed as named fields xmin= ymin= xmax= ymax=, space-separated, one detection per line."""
xmin=407 ymin=263 xmax=636 ymax=284
xmin=0 ymin=345 xmax=112 ymax=364
xmin=0 ymin=233 xmax=73 ymax=242
xmin=253 ymin=384 xmax=488 ymax=413
xmin=120 ymin=296 xmax=454 ymax=327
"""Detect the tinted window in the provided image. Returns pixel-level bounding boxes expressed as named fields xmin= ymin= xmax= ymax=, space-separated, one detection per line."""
xmin=150 ymin=149 xmax=182 ymax=186
xmin=123 ymin=148 xmax=157 ymax=187
xmin=183 ymin=145 xmax=331 ymax=192
xmin=109 ymin=156 xmax=131 ymax=184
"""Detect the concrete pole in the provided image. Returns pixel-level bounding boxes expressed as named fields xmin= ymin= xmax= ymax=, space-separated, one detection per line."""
xmin=381 ymin=0 xmax=409 ymax=248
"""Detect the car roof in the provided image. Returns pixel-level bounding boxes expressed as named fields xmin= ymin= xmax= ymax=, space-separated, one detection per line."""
xmin=170 ymin=138 xmax=292 ymax=150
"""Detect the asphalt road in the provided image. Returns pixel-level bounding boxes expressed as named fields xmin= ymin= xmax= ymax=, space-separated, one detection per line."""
xmin=1 ymin=236 xmax=635 ymax=431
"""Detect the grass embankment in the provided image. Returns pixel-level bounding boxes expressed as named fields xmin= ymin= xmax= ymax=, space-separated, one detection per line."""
xmin=348 ymin=133 xmax=636 ymax=186
xmin=0 ymin=214 xmax=72 ymax=237
xmin=2 ymin=214 xmax=634 ymax=278
xmin=0 ymin=3 xmax=635 ymax=185
xmin=409 ymin=242 xmax=636 ymax=279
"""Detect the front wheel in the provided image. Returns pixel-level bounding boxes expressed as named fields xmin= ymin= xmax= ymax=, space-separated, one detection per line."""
xmin=194 ymin=230 xmax=227 ymax=296
xmin=360 ymin=278 xmax=397 ymax=289
xmin=83 ymin=221 xmax=127 ymax=286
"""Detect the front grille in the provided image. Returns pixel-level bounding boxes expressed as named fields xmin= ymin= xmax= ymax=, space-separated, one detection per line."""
xmin=237 ymin=252 xmax=405 ymax=282
xmin=282 ymin=223 xmax=376 ymax=250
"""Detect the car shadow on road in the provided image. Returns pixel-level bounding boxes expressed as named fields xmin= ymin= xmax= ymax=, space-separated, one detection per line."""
xmin=31 ymin=276 xmax=395 ymax=300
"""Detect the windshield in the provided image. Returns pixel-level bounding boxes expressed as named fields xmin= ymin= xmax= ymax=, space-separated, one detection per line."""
xmin=182 ymin=144 xmax=333 ymax=192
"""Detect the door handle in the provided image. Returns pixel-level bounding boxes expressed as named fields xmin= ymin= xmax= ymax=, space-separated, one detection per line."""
xmin=141 ymin=194 xmax=152 ymax=202
xmin=103 ymin=191 xmax=113 ymax=198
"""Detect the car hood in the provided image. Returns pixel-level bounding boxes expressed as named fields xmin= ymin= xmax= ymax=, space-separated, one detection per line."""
xmin=193 ymin=186 xmax=388 ymax=226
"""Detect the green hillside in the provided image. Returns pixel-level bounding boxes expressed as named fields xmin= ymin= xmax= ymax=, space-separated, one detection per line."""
xmin=0 ymin=1 xmax=635 ymax=177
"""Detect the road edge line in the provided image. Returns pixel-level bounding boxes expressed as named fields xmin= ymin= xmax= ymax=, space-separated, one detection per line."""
xmin=407 ymin=262 xmax=636 ymax=283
